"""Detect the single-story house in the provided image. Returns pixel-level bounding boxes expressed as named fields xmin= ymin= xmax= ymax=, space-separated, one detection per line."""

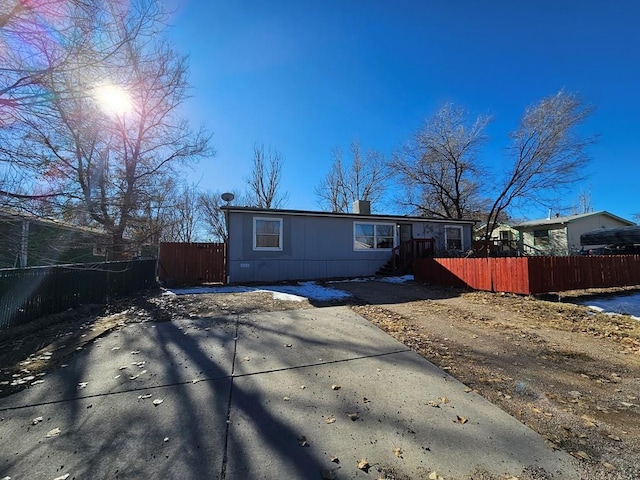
xmin=222 ymin=201 xmax=475 ymax=283
xmin=473 ymin=223 xmax=520 ymax=256
xmin=0 ymin=209 xmax=111 ymax=268
xmin=513 ymin=211 xmax=635 ymax=256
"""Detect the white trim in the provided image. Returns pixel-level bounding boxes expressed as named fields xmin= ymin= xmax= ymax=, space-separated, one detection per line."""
xmin=353 ymin=221 xmax=396 ymax=251
xmin=445 ymin=225 xmax=464 ymax=251
xmin=253 ymin=217 xmax=283 ymax=251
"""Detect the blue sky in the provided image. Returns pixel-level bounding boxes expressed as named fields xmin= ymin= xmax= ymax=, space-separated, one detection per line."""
xmin=163 ymin=1 xmax=639 ymax=221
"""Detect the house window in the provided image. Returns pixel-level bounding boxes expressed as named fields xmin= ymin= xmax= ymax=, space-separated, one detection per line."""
xmin=354 ymin=223 xmax=394 ymax=250
xmin=445 ymin=226 xmax=463 ymax=250
xmin=533 ymin=229 xmax=549 ymax=246
xmin=253 ymin=217 xmax=282 ymax=251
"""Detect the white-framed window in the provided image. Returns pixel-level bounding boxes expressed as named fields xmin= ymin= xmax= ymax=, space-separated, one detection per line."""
xmin=354 ymin=222 xmax=395 ymax=250
xmin=445 ymin=225 xmax=463 ymax=250
xmin=253 ymin=217 xmax=283 ymax=251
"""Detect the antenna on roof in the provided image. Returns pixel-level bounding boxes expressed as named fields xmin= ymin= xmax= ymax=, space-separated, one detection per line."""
xmin=221 ymin=192 xmax=235 ymax=204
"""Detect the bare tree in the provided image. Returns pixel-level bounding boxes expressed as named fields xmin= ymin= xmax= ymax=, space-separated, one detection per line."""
xmin=0 ymin=0 xmax=137 ymax=205
xmin=391 ymin=103 xmax=490 ymax=219
xmin=483 ymin=91 xmax=594 ymax=240
xmin=316 ymin=141 xmax=388 ymax=213
xmin=246 ymin=144 xmax=288 ymax=208
xmin=198 ymin=189 xmax=243 ymax=242
xmin=134 ymin=181 xmax=202 ymax=244
xmin=0 ymin=0 xmax=212 ymax=257
xmin=575 ymin=187 xmax=593 ymax=215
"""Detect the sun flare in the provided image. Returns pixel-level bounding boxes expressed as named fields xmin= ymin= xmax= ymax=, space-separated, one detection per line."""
xmin=94 ymin=84 xmax=132 ymax=116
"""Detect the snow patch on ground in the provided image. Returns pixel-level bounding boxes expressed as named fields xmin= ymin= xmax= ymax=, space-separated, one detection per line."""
xmin=575 ymin=291 xmax=640 ymax=320
xmin=166 ymin=281 xmax=352 ymax=302
xmin=378 ymin=275 xmax=414 ymax=284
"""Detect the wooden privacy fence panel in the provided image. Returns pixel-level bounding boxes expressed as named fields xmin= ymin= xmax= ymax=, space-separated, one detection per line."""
xmin=414 ymin=255 xmax=640 ymax=294
xmin=491 ymin=257 xmax=531 ymax=294
xmin=0 ymin=259 xmax=157 ymax=330
xmin=158 ymin=242 xmax=226 ymax=286
xmin=527 ymin=255 xmax=640 ymax=294
xmin=418 ymin=258 xmax=492 ymax=291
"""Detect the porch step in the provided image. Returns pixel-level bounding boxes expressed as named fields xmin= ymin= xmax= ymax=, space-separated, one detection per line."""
xmin=376 ymin=258 xmax=408 ymax=277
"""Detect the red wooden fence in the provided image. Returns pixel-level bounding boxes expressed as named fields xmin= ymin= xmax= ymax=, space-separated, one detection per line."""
xmin=414 ymin=255 xmax=640 ymax=294
xmin=158 ymin=242 xmax=226 ymax=286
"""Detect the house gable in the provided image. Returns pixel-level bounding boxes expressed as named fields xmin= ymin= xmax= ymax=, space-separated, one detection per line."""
xmin=514 ymin=211 xmax=635 ymax=256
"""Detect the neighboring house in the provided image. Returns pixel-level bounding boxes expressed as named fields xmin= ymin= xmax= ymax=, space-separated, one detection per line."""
xmin=222 ymin=201 xmax=475 ymax=283
xmin=513 ymin=211 xmax=635 ymax=256
xmin=473 ymin=223 xmax=520 ymax=255
xmin=0 ymin=210 xmax=111 ymax=268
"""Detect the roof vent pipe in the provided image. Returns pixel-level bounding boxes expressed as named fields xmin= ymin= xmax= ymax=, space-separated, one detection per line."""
xmin=353 ymin=200 xmax=371 ymax=215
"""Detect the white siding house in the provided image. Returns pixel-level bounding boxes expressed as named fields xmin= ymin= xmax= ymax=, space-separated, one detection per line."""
xmin=514 ymin=211 xmax=635 ymax=256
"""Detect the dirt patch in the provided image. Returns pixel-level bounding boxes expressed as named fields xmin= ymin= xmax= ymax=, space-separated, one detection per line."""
xmin=337 ymin=280 xmax=640 ymax=480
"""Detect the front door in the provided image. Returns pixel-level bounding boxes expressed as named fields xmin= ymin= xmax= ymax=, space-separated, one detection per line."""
xmin=399 ymin=224 xmax=412 ymax=245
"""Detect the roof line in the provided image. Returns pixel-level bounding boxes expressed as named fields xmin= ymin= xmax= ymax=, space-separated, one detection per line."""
xmin=221 ymin=206 xmax=476 ymax=224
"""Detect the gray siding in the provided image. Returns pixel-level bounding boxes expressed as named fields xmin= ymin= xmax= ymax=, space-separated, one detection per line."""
xmin=226 ymin=211 xmax=474 ymax=283
xmin=228 ymin=213 xmax=392 ymax=283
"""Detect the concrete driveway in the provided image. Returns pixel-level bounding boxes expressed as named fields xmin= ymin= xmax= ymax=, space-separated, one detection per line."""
xmin=0 ymin=306 xmax=579 ymax=479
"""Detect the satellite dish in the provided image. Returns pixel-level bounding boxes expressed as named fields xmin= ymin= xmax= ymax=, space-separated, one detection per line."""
xmin=221 ymin=192 xmax=235 ymax=203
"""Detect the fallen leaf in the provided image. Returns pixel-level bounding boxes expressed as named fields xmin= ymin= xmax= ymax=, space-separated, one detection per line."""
xmin=454 ymin=415 xmax=468 ymax=424
xmin=572 ymin=450 xmax=590 ymax=460
xmin=32 ymin=416 xmax=43 ymax=425
xmin=77 ymin=382 xmax=88 ymax=389
xmin=439 ymin=396 xmax=450 ymax=404
xmin=53 ymin=475 xmax=70 ymax=480
xmin=463 ymin=387 xmax=472 ymax=393
xmin=284 ymin=343 xmax=292 ymax=348
xmin=427 ymin=401 xmax=440 ymax=408
xmin=45 ymin=427 xmax=61 ymax=438
xmin=138 ymin=394 xmax=152 ymax=399
xmin=347 ymin=413 xmax=359 ymax=421
xmin=330 ymin=457 xmax=340 ymax=464
xmin=297 ymin=435 xmax=308 ymax=447
xmin=393 ymin=447 xmax=403 ymax=458
xmin=607 ymin=435 xmax=621 ymax=442
xmin=243 ymin=356 xmax=250 ymax=361
xmin=131 ymin=350 xmax=140 ymax=355
xmin=428 ymin=471 xmax=444 ymax=480
xmin=331 ymin=384 xmax=341 ymax=390
xmin=119 ymin=365 xmax=128 ymax=370
xmin=163 ymin=437 xmax=169 ymax=442
xmin=357 ymin=459 xmax=370 ymax=472
xmin=602 ymin=462 xmax=615 ymax=471
xmin=153 ymin=399 xmax=164 ymax=406
xmin=283 ymin=396 xmax=290 ymax=401
xmin=325 ymin=416 xmax=336 ymax=424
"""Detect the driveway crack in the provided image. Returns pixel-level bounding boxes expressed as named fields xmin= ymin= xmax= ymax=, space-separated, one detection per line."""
xmin=219 ymin=315 xmax=240 ymax=480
